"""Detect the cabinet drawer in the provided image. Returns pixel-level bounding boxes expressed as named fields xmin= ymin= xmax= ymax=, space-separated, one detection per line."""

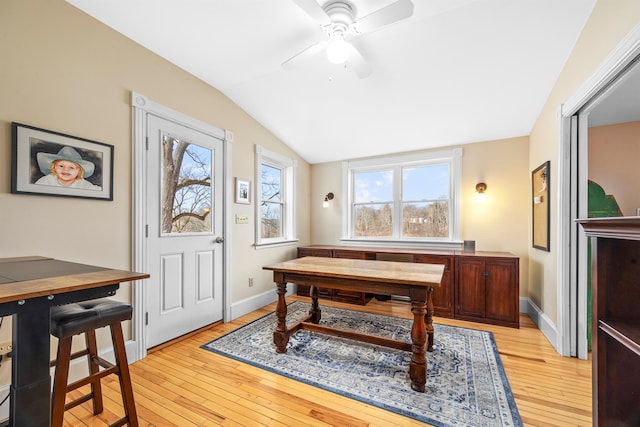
xmin=333 ymin=250 xmax=375 ymax=259
xmin=298 ymin=248 xmax=332 ymax=258
xmin=414 ymin=254 xmax=452 ymax=271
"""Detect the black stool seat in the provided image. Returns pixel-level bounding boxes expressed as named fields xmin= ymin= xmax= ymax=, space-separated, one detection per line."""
xmin=50 ymin=298 xmax=138 ymax=427
xmin=51 ymin=299 xmax=132 ymax=339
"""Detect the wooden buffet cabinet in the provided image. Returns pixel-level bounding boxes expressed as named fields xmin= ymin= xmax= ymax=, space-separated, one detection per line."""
xmin=578 ymin=217 xmax=640 ymax=427
xmin=296 ymin=245 xmax=519 ymax=328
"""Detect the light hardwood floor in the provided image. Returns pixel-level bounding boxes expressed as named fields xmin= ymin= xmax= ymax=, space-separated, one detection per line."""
xmin=60 ymin=296 xmax=592 ymax=427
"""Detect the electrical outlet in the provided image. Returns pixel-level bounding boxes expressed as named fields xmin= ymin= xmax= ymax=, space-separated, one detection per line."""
xmin=248 ymin=277 xmax=254 ymax=287
xmin=0 ymin=341 xmax=12 ymax=357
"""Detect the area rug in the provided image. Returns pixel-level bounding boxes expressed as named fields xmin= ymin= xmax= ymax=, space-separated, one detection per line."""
xmin=201 ymin=301 xmax=522 ymax=427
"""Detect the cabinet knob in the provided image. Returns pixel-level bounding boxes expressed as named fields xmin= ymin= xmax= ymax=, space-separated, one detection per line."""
xmin=483 ymin=271 xmax=489 ymax=277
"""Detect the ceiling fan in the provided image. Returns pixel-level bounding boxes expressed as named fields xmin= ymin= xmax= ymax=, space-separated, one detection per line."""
xmin=283 ymin=0 xmax=414 ymax=78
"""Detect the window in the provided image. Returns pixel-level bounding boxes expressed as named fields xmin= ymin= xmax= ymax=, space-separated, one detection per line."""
xmin=343 ymin=149 xmax=461 ymax=246
xmin=255 ymin=145 xmax=297 ymax=247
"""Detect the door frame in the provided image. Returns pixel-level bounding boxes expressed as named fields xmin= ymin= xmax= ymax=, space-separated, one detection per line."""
xmin=131 ymin=92 xmax=233 ymax=361
xmin=557 ymin=24 xmax=640 ymax=358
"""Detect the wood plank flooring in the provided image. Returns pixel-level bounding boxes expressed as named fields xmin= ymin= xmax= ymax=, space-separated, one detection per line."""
xmin=59 ymin=296 xmax=592 ymax=426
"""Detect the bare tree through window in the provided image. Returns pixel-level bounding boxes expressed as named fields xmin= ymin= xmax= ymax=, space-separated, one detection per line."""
xmin=260 ymin=164 xmax=282 ymax=238
xmin=161 ymin=135 xmax=212 ymax=234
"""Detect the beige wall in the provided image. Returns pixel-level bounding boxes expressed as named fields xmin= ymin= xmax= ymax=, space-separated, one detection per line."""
xmin=0 ymin=0 xmax=310 ymax=379
xmin=528 ymin=0 xmax=640 ymax=323
xmin=589 ymin=122 xmax=640 ymax=216
xmin=311 ymin=136 xmax=530 ymax=297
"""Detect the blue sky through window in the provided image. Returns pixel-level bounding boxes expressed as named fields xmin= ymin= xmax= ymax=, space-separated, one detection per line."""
xmin=354 ymin=164 xmax=448 ymax=203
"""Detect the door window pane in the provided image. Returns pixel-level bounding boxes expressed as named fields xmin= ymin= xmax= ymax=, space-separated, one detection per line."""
xmin=161 ymin=134 xmax=212 ymax=234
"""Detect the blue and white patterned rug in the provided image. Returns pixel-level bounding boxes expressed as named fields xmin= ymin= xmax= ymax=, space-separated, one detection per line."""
xmin=202 ymin=301 xmax=522 ymax=427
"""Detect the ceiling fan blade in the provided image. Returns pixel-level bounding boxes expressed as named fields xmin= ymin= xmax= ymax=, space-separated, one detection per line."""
xmin=282 ymin=41 xmax=328 ymax=70
xmin=352 ymin=0 xmax=414 ymax=34
xmin=293 ymin=0 xmax=331 ymax=25
xmin=347 ymin=45 xmax=371 ymax=79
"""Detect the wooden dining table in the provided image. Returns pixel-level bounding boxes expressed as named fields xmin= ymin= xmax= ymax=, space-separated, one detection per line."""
xmin=0 ymin=256 xmax=149 ymax=427
xmin=263 ymin=256 xmax=443 ymax=392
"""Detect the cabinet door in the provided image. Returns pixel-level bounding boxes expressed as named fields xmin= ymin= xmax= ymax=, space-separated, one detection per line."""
xmin=414 ymin=254 xmax=454 ymax=318
xmin=455 ymin=258 xmax=486 ymax=319
xmin=485 ymin=260 xmax=518 ymax=324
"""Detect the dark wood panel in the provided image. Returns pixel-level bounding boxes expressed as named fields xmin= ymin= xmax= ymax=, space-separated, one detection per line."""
xmin=579 ymin=218 xmax=640 ymax=427
xmin=414 ymin=254 xmax=454 ymax=318
xmin=295 ymin=245 xmax=519 ymax=327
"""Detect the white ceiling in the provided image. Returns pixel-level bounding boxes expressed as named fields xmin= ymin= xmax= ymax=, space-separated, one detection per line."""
xmin=65 ymin=0 xmax=597 ymax=164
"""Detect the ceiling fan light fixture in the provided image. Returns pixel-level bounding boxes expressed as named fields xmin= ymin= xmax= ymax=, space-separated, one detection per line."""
xmin=326 ymin=34 xmax=350 ymax=64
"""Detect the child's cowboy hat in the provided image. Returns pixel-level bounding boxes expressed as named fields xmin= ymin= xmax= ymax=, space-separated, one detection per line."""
xmin=37 ymin=146 xmax=95 ymax=178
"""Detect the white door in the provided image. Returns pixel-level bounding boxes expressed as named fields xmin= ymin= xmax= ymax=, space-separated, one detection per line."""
xmin=146 ymin=114 xmax=224 ymax=348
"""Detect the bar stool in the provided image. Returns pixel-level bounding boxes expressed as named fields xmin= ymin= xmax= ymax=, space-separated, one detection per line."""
xmin=50 ymin=299 xmax=138 ymax=427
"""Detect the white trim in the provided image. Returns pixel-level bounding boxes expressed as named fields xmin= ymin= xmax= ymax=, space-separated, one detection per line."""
xmin=557 ymin=23 xmax=640 ymax=359
xmin=563 ymin=23 xmax=640 ymax=115
xmin=228 ymin=287 xmax=295 ymax=320
xmin=130 ymin=91 xmax=230 ymax=362
xmin=522 ymin=297 xmax=558 ymax=348
xmin=254 ymin=145 xmax=297 ymax=247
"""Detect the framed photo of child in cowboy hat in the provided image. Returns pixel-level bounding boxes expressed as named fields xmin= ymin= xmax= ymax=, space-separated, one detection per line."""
xmin=11 ymin=122 xmax=114 ymax=200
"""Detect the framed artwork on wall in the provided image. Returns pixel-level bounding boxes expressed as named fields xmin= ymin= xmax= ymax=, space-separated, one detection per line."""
xmin=532 ymin=161 xmax=550 ymax=251
xmin=235 ymin=178 xmax=250 ymax=204
xmin=11 ymin=122 xmax=114 ymax=201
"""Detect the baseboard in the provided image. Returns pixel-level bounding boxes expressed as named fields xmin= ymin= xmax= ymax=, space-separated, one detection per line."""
xmin=520 ymin=297 xmax=559 ymax=353
xmin=230 ymin=286 xmax=296 ymax=321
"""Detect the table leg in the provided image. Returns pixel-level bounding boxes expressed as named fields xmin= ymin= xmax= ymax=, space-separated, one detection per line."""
xmin=425 ymin=287 xmax=434 ymax=352
xmin=273 ymin=280 xmax=289 ymax=353
xmin=308 ymin=285 xmax=321 ymax=323
xmin=409 ymin=299 xmax=427 ymax=393
xmin=11 ymin=308 xmax=52 ymax=426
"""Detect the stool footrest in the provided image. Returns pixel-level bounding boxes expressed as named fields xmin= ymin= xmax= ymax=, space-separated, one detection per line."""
xmin=65 ymin=393 xmax=95 ymax=412
xmin=66 ymin=364 xmax=119 ymax=393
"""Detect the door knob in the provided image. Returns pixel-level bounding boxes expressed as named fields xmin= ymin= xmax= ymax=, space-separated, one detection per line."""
xmin=215 ymin=236 xmax=224 ymax=243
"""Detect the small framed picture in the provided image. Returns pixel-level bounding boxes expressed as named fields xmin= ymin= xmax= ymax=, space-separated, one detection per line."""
xmin=11 ymin=122 xmax=114 ymax=201
xmin=235 ymin=178 xmax=250 ymax=204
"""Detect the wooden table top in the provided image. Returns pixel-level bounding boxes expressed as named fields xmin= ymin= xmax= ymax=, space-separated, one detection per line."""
xmin=0 ymin=256 xmax=149 ymax=304
xmin=264 ymin=256 xmax=443 ymax=288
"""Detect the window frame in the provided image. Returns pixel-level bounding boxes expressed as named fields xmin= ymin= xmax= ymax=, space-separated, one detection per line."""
xmin=254 ymin=145 xmax=297 ymax=248
xmin=341 ymin=148 xmax=462 ymax=248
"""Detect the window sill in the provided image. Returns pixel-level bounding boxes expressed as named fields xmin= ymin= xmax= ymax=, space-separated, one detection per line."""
xmin=339 ymin=238 xmax=463 ymax=250
xmin=254 ymin=239 xmax=299 ymax=250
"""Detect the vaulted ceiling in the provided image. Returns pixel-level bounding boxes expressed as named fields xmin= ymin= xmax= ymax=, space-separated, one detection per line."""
xmin=66 ymin=0 xmax=597 ymax=164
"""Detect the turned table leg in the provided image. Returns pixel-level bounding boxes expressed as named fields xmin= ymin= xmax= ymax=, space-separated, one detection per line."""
xmin=273 ymin=276 xmax=289 ymax=353
xmin=425 ymin=287 xmax=434 ymax=352
xmin=409 ymin=298 xmax=427 ymax=392
xmin=309 ymin=285 xmax=321 ymax=323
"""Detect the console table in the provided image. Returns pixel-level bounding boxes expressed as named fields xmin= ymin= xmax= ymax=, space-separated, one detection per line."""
xmin=0 ymin=256 xmax=149 ymax=427
xmin=263 ymin=256 xmax=444 ymax=392
xmin=297 ymin=245 xmax=519 ymax=328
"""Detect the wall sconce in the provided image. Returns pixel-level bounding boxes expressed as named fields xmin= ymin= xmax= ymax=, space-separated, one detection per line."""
xmin=323 ymin=192 xmax=334 ymax=208
xmin=475 ymin=183 xmax=487 ymax=202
